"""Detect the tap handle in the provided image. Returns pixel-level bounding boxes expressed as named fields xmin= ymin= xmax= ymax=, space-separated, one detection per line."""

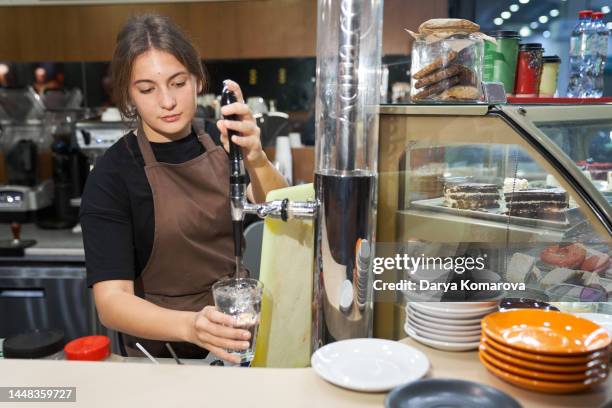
xmin=220 ymin=85 xmax=242 ymax=166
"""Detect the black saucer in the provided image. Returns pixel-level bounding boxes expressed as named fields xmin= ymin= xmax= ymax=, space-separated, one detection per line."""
xmin=385 ymin=379 xmax=522 ymax=408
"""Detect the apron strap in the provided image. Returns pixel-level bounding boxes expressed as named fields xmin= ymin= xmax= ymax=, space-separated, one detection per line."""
xmin=135 ymin=120 xmax=159 ymax=166
xmin=192 ymin=118 xmax=218 ymax=152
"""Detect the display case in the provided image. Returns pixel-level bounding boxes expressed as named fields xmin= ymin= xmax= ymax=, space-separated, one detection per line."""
xmin=374 ymin=104 xmax=612 ymax=339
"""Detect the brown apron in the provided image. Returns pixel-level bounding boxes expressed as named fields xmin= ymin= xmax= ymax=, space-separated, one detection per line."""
xmin=122 ymin=119 xmax=245 ymax=358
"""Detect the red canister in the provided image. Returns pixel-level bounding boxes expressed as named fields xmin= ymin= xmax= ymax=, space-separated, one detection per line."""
xmin=64 ymin=335 xmax=110 ymax=361
xmin=514 ymin=43 xmax=544 ymax=96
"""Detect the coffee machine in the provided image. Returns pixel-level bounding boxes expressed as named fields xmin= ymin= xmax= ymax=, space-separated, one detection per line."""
xmin=0 ymin=88 xmax=54 ymax=223
xmin=74 ymin=119 xmax=126 ymax=171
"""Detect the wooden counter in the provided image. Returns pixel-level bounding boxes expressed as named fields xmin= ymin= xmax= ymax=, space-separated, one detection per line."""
xmin=0 ymin=338 xmax=610 ymax=408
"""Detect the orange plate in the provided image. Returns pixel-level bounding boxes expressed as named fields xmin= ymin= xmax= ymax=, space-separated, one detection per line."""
xmin=479 ymin=348 xmax=608 ymax=382
xmin=482 ymin=310 xmax=611 ymax=354
xmin=481 ymin=335 xmax=609 ymax=365
xmin=480 ymin=340 xmax=609 ymax=373
xmin=479 ymin=353 xmax=608 ymax=394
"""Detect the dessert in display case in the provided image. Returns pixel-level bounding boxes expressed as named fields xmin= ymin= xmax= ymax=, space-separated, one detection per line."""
xmin=374 ymin=103 xmax=612 ymax=340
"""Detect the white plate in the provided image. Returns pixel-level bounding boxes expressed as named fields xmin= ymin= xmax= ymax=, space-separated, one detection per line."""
xmin=404 ymin=325 xmax=480 ymax=352
xmin=407 ymin=315 xmax=481 ymax=336
xmin=406 ymin=322 xmax=482 ymax=343
xmin=407 ymin=305 xmax=486 ymax=325
xmin=407 ymin=312 xmax=481 ymax=332
xmin=412 ymin=301 xmax=499 ymax=310
xmin=310 ymin=338 xmax=430 ymax=392
xmin=573 ymin=313 xmax=612 ymax=336
xmin=409 ymin=302 xmax=498 ymax=318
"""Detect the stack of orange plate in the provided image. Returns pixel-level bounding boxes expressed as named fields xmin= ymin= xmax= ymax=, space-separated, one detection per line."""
xmin=479 ymin=309 xmax=611 ymax=394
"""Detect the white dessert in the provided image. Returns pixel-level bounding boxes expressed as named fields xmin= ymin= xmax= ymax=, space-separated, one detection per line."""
xmin=531 ymin=265 xmax=544 ymax=282
xmin=539 ymin=267 xmax=579 ymax=288
xmin=503 ymin=178 xmax=529 ymax=193
xmin=507 ymin=253 xmax=535 ymax=283
xmin=582 ymin=271 xmax=601 ymax=287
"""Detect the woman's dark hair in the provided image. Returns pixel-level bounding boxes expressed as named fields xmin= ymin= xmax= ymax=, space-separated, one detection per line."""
xmin=110 ymin=14 xmax=206 ymax=120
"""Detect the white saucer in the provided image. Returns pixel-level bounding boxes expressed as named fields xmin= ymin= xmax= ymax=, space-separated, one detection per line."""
xmin=410 ymin=302 xmax=498 ymax=318
xmin=413 ymin=301 xmax=499 ymax=310
xmin=311 ymin=338 xmax=430 ymax=392
xmin=407 ymin=315 xmax=481 ymax=336
xmin=407 ymin=312 xmax=481 ymax=332
xmin=406 ymin=322 xmax=482 ymax=343
xmin=407 ymin=305 xmax=485 ymax=326
xmin=404 ymin=325 xmax=480 ymax=352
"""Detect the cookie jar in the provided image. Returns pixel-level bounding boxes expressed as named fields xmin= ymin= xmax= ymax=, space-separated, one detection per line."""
xmin=410 ymin=34 xmax=484 ymax=103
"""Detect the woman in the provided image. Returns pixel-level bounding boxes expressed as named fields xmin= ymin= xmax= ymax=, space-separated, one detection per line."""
xmin=80 ymin=14 xmax=288 ymax=362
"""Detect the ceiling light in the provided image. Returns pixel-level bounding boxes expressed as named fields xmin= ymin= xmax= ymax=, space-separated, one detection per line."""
xmin=530 ymin=22 xmax=539 ymax=29
xmin=539 ymin=16 xmax=549 ymax=24
xmin=510 ymin=4 xmax=519 ymax=12
xmin=520 ymin=26 xmax=532 ymax=37
xmin=543 ymin=30 xmax=551 ymax=38
xmin=501 ymin=11 xmax=512 ymax=19
xmin=494 ymin=18 xmax=504 ymax=26
xmin=602 ymin=6 xmax=610 ymax=14
xmin=519 ymin=0 xmax=529 ymax=4
xmin=550 ymin=9 xmax=560 ymax=17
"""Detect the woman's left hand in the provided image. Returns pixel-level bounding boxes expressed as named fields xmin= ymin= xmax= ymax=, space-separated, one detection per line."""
xmin=217 ymin=80 xmax=266 ymax=167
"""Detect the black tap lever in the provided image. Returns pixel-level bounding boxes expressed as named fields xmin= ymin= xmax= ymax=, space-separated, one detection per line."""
xmin=221 ymin=84 xmax=246 ymax=269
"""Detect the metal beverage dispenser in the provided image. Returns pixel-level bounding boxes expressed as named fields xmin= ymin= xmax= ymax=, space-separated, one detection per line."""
xmin=225 ymin=0 xmax=383 ymax=352
xmin=312 ymin=0 xmax=383 ymax=348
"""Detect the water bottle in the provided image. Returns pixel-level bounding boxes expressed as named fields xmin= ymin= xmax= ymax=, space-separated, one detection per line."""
xmin=567 ymin=10 xmax=594 ymax=97
xmin=591 ymin=12 xmax=609 ymax=98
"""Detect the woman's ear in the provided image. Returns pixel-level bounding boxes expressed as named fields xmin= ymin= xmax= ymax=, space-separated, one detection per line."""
xmin=197 ymin=79 xmax=203 ymax=94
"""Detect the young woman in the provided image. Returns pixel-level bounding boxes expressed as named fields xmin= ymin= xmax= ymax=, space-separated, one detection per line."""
xmin=80 ymin=14 xmax=288 ymax=362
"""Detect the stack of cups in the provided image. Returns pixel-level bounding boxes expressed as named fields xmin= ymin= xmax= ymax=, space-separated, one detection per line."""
xmin=514 ymin=43 xmax=544 ymax=97
xmin=355 ymin=239 xmax=370 ymax=310
xmin=483 ymin=30 xmax=521 ymax=95
xmin=539 ymin=56 xmax=561 ymax=97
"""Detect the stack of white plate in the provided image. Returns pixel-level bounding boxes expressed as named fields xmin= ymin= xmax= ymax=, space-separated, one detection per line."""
xmin=404 ymin=302 xmax=498 ymax=352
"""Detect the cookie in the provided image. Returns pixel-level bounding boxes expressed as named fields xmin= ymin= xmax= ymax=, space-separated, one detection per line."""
xmin=439 ymin=86 xmax=480 ymax=101
xmin=418 ymin=19 xmax=480 ymax=35
xmin=412 ymin=50 xmax=458 ymax=80
xmin=415 ymin=64 xmax=461 ymax=89
xmin=456 ymin=65 xmax=478 ymax=86
xmin=413 ymin=76 xmax=460 ymax=100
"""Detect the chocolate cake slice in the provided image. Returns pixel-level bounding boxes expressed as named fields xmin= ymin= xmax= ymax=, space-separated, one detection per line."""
xmin=443 ymin=183 xmax=501 ymax=210
xmin=505 ymin=188 xmax=568 ymax=221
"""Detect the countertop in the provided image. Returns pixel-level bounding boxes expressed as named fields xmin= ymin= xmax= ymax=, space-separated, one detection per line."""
xmin=1 ymin=337 xmax=610 ymax=408
xmin=0 ymin=223 xmax=84 ymax=262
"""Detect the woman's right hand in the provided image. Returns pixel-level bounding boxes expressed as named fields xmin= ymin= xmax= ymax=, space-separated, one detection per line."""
xmin=188 ymin=306 xmax=251 ymax=364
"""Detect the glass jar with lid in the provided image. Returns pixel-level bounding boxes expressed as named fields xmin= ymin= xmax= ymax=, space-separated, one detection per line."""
xmin=410 ymin=33 xmax=484 ymax=103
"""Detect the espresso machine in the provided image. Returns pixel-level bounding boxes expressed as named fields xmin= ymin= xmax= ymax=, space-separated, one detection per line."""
xmin=224 ymin=0 xmax=383 ymax=351
xmin=74 ymin=120 xmax=126 ymax=172
xmin=0 ymin=88 xmax=54 ymax=223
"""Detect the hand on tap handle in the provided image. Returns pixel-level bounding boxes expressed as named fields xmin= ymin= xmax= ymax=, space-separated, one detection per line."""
xmin=220 ymin=82 xmax=247 ymax=266
xmin=220 ymin=85 xmax=242 ymax=175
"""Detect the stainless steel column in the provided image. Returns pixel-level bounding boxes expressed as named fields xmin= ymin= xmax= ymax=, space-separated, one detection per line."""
xmin=312 ymin=0 xmax=384 ymax=349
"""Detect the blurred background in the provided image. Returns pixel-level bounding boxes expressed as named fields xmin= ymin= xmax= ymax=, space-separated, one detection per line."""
xmin=0 ymin=0 xmax=610 ymax=134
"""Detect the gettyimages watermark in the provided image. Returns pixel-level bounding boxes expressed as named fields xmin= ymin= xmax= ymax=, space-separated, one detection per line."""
xmin=371 ymin=253 xmax=526 ymax=293
xmin=368 ymin=243 xmax=532 ymax=303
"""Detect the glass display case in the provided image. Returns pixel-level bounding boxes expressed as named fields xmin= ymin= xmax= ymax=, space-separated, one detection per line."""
xmin=375 ymin=104 xmax=612 ymax=340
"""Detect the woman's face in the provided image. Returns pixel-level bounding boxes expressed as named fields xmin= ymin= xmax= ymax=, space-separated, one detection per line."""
xmin=129 ymin=49 xmax=201 ymax=139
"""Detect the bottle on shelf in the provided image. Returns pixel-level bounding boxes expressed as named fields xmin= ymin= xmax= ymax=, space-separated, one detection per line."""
xmin=567 ymin=10 xmax=595 ymax=98
xmin=590 ymin=11 xmax=609 ymax=98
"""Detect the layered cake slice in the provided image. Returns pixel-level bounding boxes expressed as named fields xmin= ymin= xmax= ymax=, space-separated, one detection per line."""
xmin=443 ymin=183 xmax=501 ymax=210
xmin=505 ymin=188 xmax=568 ymax=221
